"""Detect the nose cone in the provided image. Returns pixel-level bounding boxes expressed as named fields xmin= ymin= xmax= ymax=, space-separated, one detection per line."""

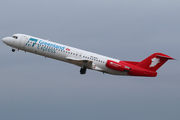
xmin=2 ymin=37 xmax=7 ymax=43
xmin=2 ymin=37 xmax=13 ymax=45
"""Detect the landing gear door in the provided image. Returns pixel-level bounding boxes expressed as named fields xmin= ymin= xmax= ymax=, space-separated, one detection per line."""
xmin=20 ymin=36 xmax=28 ymax=48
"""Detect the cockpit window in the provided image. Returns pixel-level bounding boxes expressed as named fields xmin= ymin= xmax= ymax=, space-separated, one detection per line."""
xmin=13 ymin=36 xmax=18 ymax=39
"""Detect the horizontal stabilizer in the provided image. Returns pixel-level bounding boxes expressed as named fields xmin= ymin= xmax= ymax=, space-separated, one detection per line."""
xmin=156 ymin=54 xmax=174 ymax=59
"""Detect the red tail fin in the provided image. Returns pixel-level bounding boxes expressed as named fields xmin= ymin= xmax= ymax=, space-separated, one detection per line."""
xmin=137 ymin=53 xmax=174 ymax=71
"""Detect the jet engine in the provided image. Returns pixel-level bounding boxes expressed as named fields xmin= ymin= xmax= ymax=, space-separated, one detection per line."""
xmin=106 ymin=60 xmax=131 ymax=72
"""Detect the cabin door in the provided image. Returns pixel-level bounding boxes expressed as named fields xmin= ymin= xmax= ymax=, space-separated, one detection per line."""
xmin=20 ymin=36 xmax=28 ymax=48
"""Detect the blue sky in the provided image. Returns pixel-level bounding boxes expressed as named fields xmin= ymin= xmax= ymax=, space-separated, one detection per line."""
xmin=0 ymin=0 xmax=180 ymax=120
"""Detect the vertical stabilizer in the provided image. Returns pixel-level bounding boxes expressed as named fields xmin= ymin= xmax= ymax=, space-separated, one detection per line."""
xmin=137 ymin=53 xmax=174 ymax=71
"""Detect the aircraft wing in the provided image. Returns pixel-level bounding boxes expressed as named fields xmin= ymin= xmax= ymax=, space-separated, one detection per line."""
xmin=66 ymin=57 xmax=93 ymax=69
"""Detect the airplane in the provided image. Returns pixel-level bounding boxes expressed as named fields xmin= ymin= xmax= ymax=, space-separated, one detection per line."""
xmin=2 ymin=34 xmax=174 ymax=77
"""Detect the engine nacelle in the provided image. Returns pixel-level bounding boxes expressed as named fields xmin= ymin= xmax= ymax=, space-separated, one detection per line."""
xmin=106 ymin=60 xmax=131 ymax=72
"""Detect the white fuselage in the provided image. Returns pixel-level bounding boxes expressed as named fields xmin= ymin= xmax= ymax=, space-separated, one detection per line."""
xmin=2 ymin=34 xmax=128 ymax=75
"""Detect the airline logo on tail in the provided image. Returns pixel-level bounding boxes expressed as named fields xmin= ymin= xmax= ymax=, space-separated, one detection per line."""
xmin=149 ymin=57 xmax=160 ymax=67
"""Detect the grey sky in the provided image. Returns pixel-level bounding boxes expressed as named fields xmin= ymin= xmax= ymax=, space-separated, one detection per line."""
xmin=0 ymin=0 xmax=180 ymax=120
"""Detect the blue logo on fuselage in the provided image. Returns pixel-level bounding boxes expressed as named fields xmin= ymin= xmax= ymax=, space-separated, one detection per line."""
xmin=25 ymin=38 xmax=65 ymax=54
xmin=26 ymin=38 xmax=38 ymax=47
xmin=39 ymin=40 xmax=65 ymax=50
